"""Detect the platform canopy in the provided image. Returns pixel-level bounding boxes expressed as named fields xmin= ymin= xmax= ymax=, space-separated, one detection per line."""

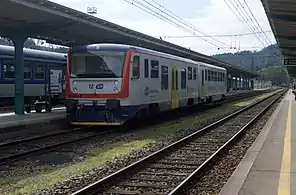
xmin=261 ymin=0 xmax=296 ymax=77
xmin=0 ymin=0 xmax=259 ymax=78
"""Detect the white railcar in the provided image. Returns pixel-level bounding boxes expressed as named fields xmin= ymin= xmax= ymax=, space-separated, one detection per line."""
xmin=65 ymin=44 xmax=227 ymax=125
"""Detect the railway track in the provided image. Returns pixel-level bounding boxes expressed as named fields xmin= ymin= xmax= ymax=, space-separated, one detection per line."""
xmin=71 ymin=89 xmax=285 ymax=195
xmin=0 ymin=126 xmax=115 ymax=164
xmin=0 ymin=90 xmax=276 ymax=166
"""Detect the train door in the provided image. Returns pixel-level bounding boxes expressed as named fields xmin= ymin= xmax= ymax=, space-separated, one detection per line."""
xmin=200 ymin=68 xmax=205 ymax=100
xmin=203 ymin=69 xmax=208 ymax=97
xmin=131 ymin=54 xmax=141 ymax=103
xmin=171 ymin=66 xmax=179 ymax=109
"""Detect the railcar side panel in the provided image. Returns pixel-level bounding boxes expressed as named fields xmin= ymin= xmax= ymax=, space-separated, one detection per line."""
xmin=65 ymin=43 xmax=227 ymax=126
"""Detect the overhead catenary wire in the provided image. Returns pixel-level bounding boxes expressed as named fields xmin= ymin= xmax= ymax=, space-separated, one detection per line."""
xmin=157 ymin=30 xmax=272 ymax=38
xmin=242 ymin=0 xmax=273 ymax=45
xmin=223 ymin=0 xmax=266 ymax=47
xmin=143 ymin=0 xmax=231 ymax=48
xmin=242 ymin=0 xmax=280 ymax=54
xmin=123 ymin=0 xmax=231 ymax=49
xmin=123 ymin=0 xmax=223 ymax=48
xmin=232 ymin=0 xmax=269 ymax=46
xmin=227 ymin=0 xmax=280 ymax=55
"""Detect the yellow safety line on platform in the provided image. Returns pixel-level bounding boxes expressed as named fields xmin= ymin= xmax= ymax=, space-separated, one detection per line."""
xmin=278 ymin=93 xmax=291 ymax=195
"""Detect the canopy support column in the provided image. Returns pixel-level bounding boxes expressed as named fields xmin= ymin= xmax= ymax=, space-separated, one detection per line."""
xmin=11 ymin=35 xmax=27 ymax=115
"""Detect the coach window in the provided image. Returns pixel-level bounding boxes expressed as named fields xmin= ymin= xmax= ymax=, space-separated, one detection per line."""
xmin=34 ymin=64 xmax=45 ymax=80
xmin=181 ymin=68 xmax=186 ymax=89
xmin=4 ymin=61 xmax=15 ymax=79
xmin=193 ymin=67 xmax=197 ymax=80
xmin=222 ymin=73 xmax=225 ymax=82
xmin=151 ymin=60 xmax=159 ymax=78
xmin=161 ymin=66 xmax=168 ymax=90
xmin=24 ymin=63 xmax=31 ymax=79
xmin=214 ymin=72 xmax=217 ymax=81
xmin=132 ymin=55 xmax=140 ymax=79
xmin=205 ymin=69 xmax=208 ymax=81
xmin=188 ymin=67 xmax=192 ymax=80
xmin=144 ymin=59 xmax=149 ymax=78
xmin=208 ymin=70 xmax=211 ymax=81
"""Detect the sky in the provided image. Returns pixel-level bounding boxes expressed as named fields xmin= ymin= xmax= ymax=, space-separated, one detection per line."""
xmin=49 ymin=0 xmax=276 ymax=56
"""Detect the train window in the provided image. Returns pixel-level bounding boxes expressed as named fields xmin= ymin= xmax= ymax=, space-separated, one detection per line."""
xmin=161 ymin=66 xmax=168 ymax=90
xmin=214 ymin=71 xmax=217 ymax=81
xmin=202 ymin=70 xmax=204 ymax=86
xmin=175 ymin=70 xmax=179 ymax=90
xmin=181 ymin=68 xmax=186 ymax=89
xmin=222 ymin=73 xmax=225 ymax=82
xmin=34 ymin=64 xmax=45 ymax=80
xmin=205 ymin=69 xmax=207 ymax=81
xmin=144 ymin=59 xmax=149 ymax=78
xmin=193 ymin=67 xmax=197 ymax=80
xmin=24 ymin=63 xmax=31 ymax=79
xmin=132 ymin=55 xmax=140 ymax=79
xmin=4 ymin=61 xmax=15 ymax=79
xmin=151 ymin=60 xmax=159 ymax=78
xmin=172 ymin=69 xmax=175 ymax=90
xmin=208 ymin=70 xmax=211 ymax=81
xmin=211 ymin=71 xmax=214 ymax=81
xmin=188 ymin=67 xmax=192 ymax=80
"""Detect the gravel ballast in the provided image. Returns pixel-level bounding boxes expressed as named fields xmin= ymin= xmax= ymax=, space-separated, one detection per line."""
xmin=183 ymin=94 xmax=282 ymax=195
xmin=0 ymin=91 xmax=279 ymax=195
xmin=39 ymin=92 xmax=283 ymax=195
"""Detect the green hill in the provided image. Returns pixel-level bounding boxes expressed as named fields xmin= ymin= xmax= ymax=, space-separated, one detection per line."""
xmin=212 ymin=44 xmax=282 ymax=71
xmin=212 ymin=44 xmax=289 ymax=85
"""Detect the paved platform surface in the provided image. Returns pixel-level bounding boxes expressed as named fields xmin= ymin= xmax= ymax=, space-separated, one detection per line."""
xmin=219 ymin=89 xmax=295 ymax=195
xmin=0 ymin=107 xmax=65 ymax=129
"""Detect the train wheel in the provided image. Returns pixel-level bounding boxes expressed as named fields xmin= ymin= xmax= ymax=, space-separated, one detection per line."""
xmin=25 ymin=106 xmax=31 ymax=113
xmin=136 ymin=109 xmax=147 ymax=119
xmin=35 ymin=104 xmax=42 ymax=113
xmin=46 ymin=104 xmax=52 ymax=112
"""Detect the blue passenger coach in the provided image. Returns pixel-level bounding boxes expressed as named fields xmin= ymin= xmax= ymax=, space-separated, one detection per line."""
xmin=0 ymin=45 xmax=67 ymax=107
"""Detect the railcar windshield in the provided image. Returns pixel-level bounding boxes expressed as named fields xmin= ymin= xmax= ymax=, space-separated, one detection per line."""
xmin=70 ymin=51 xmax=125 ymax=78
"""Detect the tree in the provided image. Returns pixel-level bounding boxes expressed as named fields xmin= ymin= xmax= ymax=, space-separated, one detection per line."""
xmin=0 ymin=37 xmax=68 ymax=53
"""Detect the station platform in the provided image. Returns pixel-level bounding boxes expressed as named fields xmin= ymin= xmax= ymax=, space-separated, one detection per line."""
xmin=0 ymin=107 xmax=65 ymax=129
xmin=219 ymin=89 xmax=295 ymax=195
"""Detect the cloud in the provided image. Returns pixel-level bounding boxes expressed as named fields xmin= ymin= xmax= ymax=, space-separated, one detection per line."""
xmin=49 ymin=0 xmax=275 ymax=55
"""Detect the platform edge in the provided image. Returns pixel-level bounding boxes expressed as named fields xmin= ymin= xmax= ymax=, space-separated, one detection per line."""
xmin=218 ymin=91 xmax=287 ymax=195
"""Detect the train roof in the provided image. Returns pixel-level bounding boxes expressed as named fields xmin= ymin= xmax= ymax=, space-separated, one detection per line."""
xmin=0 ymin=45 xmax=67 ymax=62
xmin=70 ymin=43 xmax=226 ymax=71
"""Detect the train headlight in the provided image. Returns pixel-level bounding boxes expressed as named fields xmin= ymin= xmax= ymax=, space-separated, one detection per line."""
xmin=72 ymin=80 xmax=76 ymax=85
xmin=113 ymin=87 xmax=119 ymax=92
xmin=114 ymin=80 xmax=119 ymax=85
xmin=73 ymin=87 xmax=78 ymax=92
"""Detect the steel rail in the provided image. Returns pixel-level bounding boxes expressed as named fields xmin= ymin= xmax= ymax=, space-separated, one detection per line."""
xmin=168 ymin=89 xmax=286 ymax=194
xmin=0 ymin=128 xmax=117 ymax=164
xmin=0 ymin=89 xmax=274 ymax=165
xmin=0 ymin=126 xmax=91 ymax=147
xmin=71 ymin=89 xmax=285 ymax=195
